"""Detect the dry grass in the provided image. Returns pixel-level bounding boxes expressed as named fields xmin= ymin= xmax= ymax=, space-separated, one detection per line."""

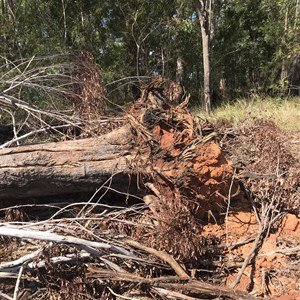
xmin=194 ymin=97 xmax=300 ymax=132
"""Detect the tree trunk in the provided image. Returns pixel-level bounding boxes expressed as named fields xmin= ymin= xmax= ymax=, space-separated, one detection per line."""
xmin=195 ymin=0 xmax=212 ymax=114
xmin=174 ymin=6 xmax=184 ymax=84
xmin=176 ymin=56 xmax=184 ymax=83
xmin=294 ymin=0 xmax=300 ymax=30
xmin=0 ymin=125 xmax=136 ymax=200
xmin=280 ymin=5 xmax=289 ymax=92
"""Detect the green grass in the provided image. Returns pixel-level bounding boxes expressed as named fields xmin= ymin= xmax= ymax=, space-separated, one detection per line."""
xmin=194 ymin=97 xmax=300 ymax=132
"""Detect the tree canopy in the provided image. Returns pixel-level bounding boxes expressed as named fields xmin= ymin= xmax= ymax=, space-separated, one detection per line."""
xmin=0 ymin=0 xmax=300 ymax=108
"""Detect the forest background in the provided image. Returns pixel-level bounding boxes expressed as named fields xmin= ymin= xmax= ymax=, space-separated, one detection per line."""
xmin=1 ymin=0 xmax=300 ymax=113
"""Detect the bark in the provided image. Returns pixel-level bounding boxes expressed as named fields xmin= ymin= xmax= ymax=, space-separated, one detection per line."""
xmin=176 ymin=56 xmax=183 ymax=83
xmin=174 ymin=7 xmax=184 ymax=84
xmin=295 ymin=0 xmax=300 ymax=30
xmin=195 ymin=0 xmax=212 ymax=114
xmin=0 ymin=125 xmax=136 ymax=200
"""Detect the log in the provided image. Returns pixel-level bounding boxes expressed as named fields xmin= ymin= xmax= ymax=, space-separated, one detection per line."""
xmin=0 ymin=77 xmax=238 ymax=220
xmin=0 ymin=125 xmax=136 ymax=200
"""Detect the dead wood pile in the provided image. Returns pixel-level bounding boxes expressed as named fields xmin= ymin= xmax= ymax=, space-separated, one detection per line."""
xmin=0 ymin=76 xmax=237 ymax=219
xmin=0 ymin=76 xmax=299 ymax=299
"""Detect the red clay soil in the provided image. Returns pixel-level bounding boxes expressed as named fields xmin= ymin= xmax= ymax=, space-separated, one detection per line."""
xmin=197 ymin=178 xmax=299 ymax=299
xmin=128 ymin=79 xmax=300 ymax=299
xmin=128 ymin=77 xmax=238 ymax=221
xmin=200 ymin=120 xmax=300 ymax=299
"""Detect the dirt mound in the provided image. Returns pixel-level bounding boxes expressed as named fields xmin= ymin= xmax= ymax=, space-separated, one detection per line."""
xmin=211 ymin=117 xmax=300 ymax=298
xmin=129 ymin=76 xmax=238 ymax=221
xmin=223 ymin=212 xmax=300 ymax=299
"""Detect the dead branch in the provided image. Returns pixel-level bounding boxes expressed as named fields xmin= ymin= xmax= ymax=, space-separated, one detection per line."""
xmin=0 ymin=123 xmax=80 ymax=149
xmin=151 ymin=287 xmax=199 ymax=300
xmin=0 ymin=291 xmax=13 ymax=300
xmin=230 ymin=193 xmax=282 ymax=289
xmin=87 ymin=268 xmax=257 ymax=300
xmin=0 ymin=225 xmax=132 ymax=256
xmin=107 ymin=287 xmax=142 ymax=300
xmin=229 ymin=224 xmax=265 ymax=289
xmin=13 ymin=265 xmax=23 ymax=300
xmin=0 ymin=94 xmax=77 ymax=124
xmin=0 ymin=252 xmax=91 ymax=275
xmin=124 ymin=239 xmax=189 ymax=278
xmin=258 ymin=245 xmax=300 ymax=257
xmin=206 ymin=236 xmax=256 ymax=250
xmin=0 ymin=248 xmax=43 ymax=270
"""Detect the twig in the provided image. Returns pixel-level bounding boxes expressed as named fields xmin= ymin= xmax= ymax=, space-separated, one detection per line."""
xmin=0 ymin=94 xmax=73 ymax=122
xmin=106 ymin=253 xmax=167 ymax=268
xmin=0 ymin=272 xmax=18 ymax=279
xmin=230 ymin=189 xmax=282 ymax=289
xmin=230 ymin=217 xmax=264 ymax=288
xmin=13 ymin=265 xmax=23 ymax=300
xmin=76 ymin=173 xmax=117 ymax=218
xmin=1 ymin=251 xmax=126 ymax=276
xmin=0 ymin=248 xmax=43 ymax=270
xmin=225 ymin=168 xmax=237 ymax=245
xmin=151 ymin=287 xmax=199 ymax=300
xmin=258 ymin=246 xmax=300 ymax=257
xmin=124 ymin=239 xmax=189 ymax=279
xmin=0 ymin=108 xmax=20 ymax=146
xmin=206 ymin=236 xmax=255 ymax=250
xmin=0 ymin=291 xmax=13 ymax=300
xmin=0 ymin=123 xmax=80 ymax=149
xmin=100 ymin=257 xmax=126 ymax=273
xmin=28 ymin=252 xmax=91 ymax=269
xmin=107 ymin=287 xmax=140 ymax=300
xmin=105 ymin=76 xmax=151 ymax=86
xmin=1 ymin=252 xmax=92 ymax=275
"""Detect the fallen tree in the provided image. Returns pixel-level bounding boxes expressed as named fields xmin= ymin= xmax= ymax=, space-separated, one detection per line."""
xmin=1 ymin=56 xmax=300 ymax=300
xmin=1 ymin=75 xmax=300 ymax=300
xmin=0 ymin=75 xmax=246 ymax=299
xmin=0 ymin=124 xmax=135 ymax=199
xmin=0 ymin=77 xmax=237 ymax=220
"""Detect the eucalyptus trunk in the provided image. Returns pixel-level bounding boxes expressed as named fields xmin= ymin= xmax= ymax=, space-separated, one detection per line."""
xmin=195 ymin=0 xmax=212 ymax=114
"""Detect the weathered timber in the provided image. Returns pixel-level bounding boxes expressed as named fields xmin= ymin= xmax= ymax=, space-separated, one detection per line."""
xmin=0 ymin=77 xmax=238 ymax=218
xmin=0 ymin=125 xmax=136 ymax=200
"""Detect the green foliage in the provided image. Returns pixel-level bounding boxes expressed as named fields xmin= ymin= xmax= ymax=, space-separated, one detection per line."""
xmin=0 ymin=0 xmax=300 ymax=107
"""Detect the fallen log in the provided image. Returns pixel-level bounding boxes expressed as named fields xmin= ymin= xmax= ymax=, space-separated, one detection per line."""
xmin=0 ymin=125 xmax=136 ymax=200
xmin=0 ymin=77 xmax=250 ymax=299
xmin=0 ymin=77 xmax=238 ymax=220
